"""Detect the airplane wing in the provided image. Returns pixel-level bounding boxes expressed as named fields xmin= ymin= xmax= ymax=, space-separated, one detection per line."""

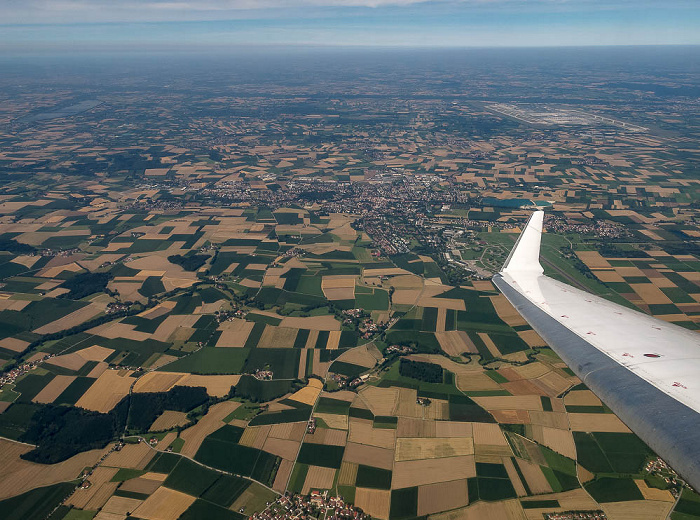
xmin=492 ymin=210 xmax=700 ymax=490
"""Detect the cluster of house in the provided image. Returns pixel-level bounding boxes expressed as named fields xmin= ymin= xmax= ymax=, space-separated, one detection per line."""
xmin=253 ymin=369 xmax=274 ymax=381
xmin=328 ymin=372 xmax=370 ymax=390
xmin=644 ymin=457 xmax=685 ymax=495
xmin=106 ymin=301 xmax=131 ymax=314
xmin=0 ymin=354 xmax=51 ymax=386
xmin=251 ymin=491 xmax=369 ymax=520
xmin=543 ymin=512 xmax=607 ymax=520
xmin=306 ymin=417 xmax=316 ymax=434
xmin=385 ymin=345 xmax=415 ymax=355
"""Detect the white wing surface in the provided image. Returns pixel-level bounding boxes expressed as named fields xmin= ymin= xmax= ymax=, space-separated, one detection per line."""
xmin=492 ymin=210 xmax=700 ymax=490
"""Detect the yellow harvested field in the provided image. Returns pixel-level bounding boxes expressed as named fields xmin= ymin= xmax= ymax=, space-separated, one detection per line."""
xmin=132 ymin=487 xmax=196 ymax=520
xmin=392 ymin=456 xmax=476 ymax=488
xmin=417 ymin=479 xmax=469 ymax=516
xmin=151 ymin=315 xmax=200 ymax=342
xmin=175 ymin=374 xmax=240 ymax=397
xmin=519 ymin=330 xmax=546 ymax=347
xmin=490 ymin=295 xmax=528 ymax=327
xmin=602 ymin=500 xmax=672 ymax=520
xmin=149 ymin=355 xmax=179 ymax=370
xmin=436 ymin=307 xmax=446 ymax=332
xmin=474 ymin=445 xmax=513 ymax=460
xmin=262 ymin=438 xmax=300 ymax=460
xmin=385 ymin=274 xmax=423 ymax=288
xmin=326 ymin=330 xmax=342 ymax=350
xmin=66 ymin=467 xmax=119 ymax=509
xmin=76 ymin=369 xmax=135 ymax=413
xmin=338 ymin=462 xmax=359 ymax=486
xmin=257 ymin=326 xmax=299 ymax=348
xmin=304 ymin=330 xmax=320 ymax=349
xmin=0 ymin=337 xmax=30 ymax=352
xmin=78 ymin=345 xmax=116 ymax=362
xmin=478 ymin=332 xmax=501 ymax=357
xmin=334 ymin=344 xmax=379 ymax=368
xmin=503 ymin=457 xmax=527 ymax=496
xmin=272 ymin=459 xmax=294 ymax=493
xmin=288 ymin=378 xmax=323 ymax=406
xmin=90 ymin=322 xmax=150 ymax=342
xmin=149 ymin=411 xmax=190 ymax=431
xmin=34 ymin=303 xmax=103 ymax=334
xmin=305 ymin=427 xmax=347 ymax=447
xmin=343 ymin=442 xmax=395 ymax=470
xmin=578 ymin=465 xmax=595 ymax=484
xmin=457 ymin=371 xmax=502 ymax=392
xmin=615 ymin=266 xmax=645 ymax=278
xmin=472 ymin=422 xmax=509 ymax=446
xmin=302 ymin=465 xmax=336 ymax=493
xmin=564 ymin=390 xmax=602 ymax=407
xmin=354 ymin=488 xmax=390 ymax=520
xmin=0 ymin=438 xmax=107 ymax=500
xmin=395 ymin=437 xmax=474 ymax=461
xmin=157 ymin=433 xmax=177 ymax=452
xmin=595 ymin=270 xmax=626 ymax=283
xmin=180 ymin=401 xmax=241 ymax=457
xmin=472 ymin=280 xmax=495 ymax=291
xmin=474 ymin=395 xmax=543 ymax=412
xmin=391 ymin=289 xmax=422 ymax=305
xmin=634 ymin=479 xmax=674 ymax=502
xmin=100 ymin=495 xmax=144 ymax=516
xmin=321 ymin=276 xmax=356 ymax=289
xmin=268 ymin=422 xmax=307 ymax=442
xmin=435 ymin=331 xmax=478 ymax=356
xmin=363 ymin=267 xmax=411 ymax=277
xmin=397 ymin=418 xmax=437 ymax=438
xmin=416 ymin=296 xmax=466 ymax=310
xmin=46 ymin=352 xmax=91 ymax=371
xmin=279 ymin=315 xmax=341 ymax=330
xmin=435 ymin=421 xmax=473 ymax=438
xmin=32 ymin=375 xmax=76 ymax=404
xmin=315 ymin=411 xmax=350 ymax=430
xmin=245 ymin=425 xmax=271 ymax=450
xmin=440 ymin=499 xmax=527 ymax=520
xmin=358 ymin=385 xmax=398 ymax=415
xmin=491 ymin=410 xmax=530 ymax=424
xmin=216 ymin=319 xmax=255 ymax=347
xmin=568 ymin=413 xmax=631 ymax=433
xmin=87 ymin=361 xmax=109 ymax=378
xmin=348 ymin=419 xmax=396 ymax=449
xmin=631 ymin=283 xmax=672 ymax=305
xmin=576 ymin=251 xmax=613 ymax=269
xmin=529 ymin=411 xmax=568 ymax=429
xmin=103 ymin=443 xmax=155 ymax=469
xmin=539 ymin=427 xmax=576 ymax=459
xmin=512 ymin=362 xmax=551 ymax=380
xmin=141 ymin=472 xmax=168 ymax=481
xmin=323 ymin=287 xmax=355 ymax=300
xmin=549 ymin=488 xmax=599 ymax=510
xmin=133 ymin=372 xmax=184 ymax=393
xmin=516 ymin=459 xmax=552 ymax=494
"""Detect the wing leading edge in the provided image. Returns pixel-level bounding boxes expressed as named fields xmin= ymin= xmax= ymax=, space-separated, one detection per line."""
xmin=492 ymin=210 xmax=700 ymax=491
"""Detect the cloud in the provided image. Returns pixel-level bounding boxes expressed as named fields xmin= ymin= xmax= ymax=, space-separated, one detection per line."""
xmin=4 ymin=0 xmax=691 ymax=25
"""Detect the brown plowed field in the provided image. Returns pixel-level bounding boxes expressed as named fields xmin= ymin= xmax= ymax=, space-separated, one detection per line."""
xmin=417 ymin=479 xmax=468 ymax=516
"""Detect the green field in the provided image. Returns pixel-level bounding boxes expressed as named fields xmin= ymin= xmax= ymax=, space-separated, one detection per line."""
xmin=297 ymin=443 xmax=345 ymax=469
xmin=355 ymin=465 xmax=392 ymax=490
xmin=162 ymin=348 xmax=248 ymax=374
xmin=0 ymin=482 xmax=76 ymax=520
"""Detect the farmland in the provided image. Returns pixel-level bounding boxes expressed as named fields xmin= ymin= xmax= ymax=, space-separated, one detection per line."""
xmin=0 ymin=47 xmax=699 ymax=520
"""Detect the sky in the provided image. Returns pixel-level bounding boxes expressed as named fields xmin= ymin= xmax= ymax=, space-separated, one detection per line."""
xmin=0 ymin=0 xmax=698 ymax=50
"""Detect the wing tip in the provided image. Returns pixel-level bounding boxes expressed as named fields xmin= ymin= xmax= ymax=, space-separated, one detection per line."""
xmin=501 ymin=210 xmax=545 ymax=275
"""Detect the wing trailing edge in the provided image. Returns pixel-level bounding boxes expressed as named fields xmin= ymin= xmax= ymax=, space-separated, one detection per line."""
xmin=493 ymin=211 xmax=700 ymax=491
